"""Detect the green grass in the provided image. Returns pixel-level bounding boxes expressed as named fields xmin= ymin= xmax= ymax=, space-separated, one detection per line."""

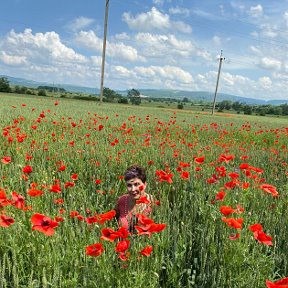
xmin=0 ymin=93 xmax=287 ymax=288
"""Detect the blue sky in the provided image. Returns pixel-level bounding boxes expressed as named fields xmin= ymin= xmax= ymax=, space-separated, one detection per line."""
xmin=1 ymin=0 xmax=288 ymax=100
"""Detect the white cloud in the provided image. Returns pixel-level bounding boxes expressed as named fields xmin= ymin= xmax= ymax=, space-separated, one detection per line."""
xmin=248 ymin=4 xmax=263 ymax=18
xmin=135 ymin=33 xmax=195 ymax=60
xmin=115 ymin=32 xmax=130 ymax=40
xmin=258 ymin=76 xmax=272 ymax=89
xmin=122 ymin=7 xmax=191 ymax=34
xmin=153 ymin=0 xmax=164 ymax=5
xmin=3 ymin=29 xmax=86 ymax=64
xmin=66 ymin=17 xmax=95 ymax=32
xmin=74 ymin=30 xmax=144 ymax=62
xmin=134 ymin=65 xmax=193 ymax=84
xmin=74 ymin=30 xmax=103 ymax=52
xmin=108 ymin=42 xmax=146 ymax=62
xmin=259 ymin=57 xmax=282 ymax=71
xmin=169 ymin=6 xmax=190 ymax=17
xmin=0 ymin=51 xmax=27 ymax=65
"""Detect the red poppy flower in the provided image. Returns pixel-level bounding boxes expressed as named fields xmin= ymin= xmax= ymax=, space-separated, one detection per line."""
xmin=64 ymin=182 xmax=75 ymax=188
xmin=194 ymin=156 xmax=205 ymax=164
xmin=222 ymin=217 xmax=243 ymax=229
xmin=22 ymin=165 xmax=33 ymax=174
xmin=86 ymin=243 xmax=104 ymax=257
xmin=259 ymin=184 xmax=278 ymax=197
xmin=266 ymin=277 xmax=288 ymax=288
xmin=156 ymin=170 xmax=173 ymax=184
xmin=71 ymin=174 xmax=78 ymax=180
xmin=0 ymin=215 xmax=15 ymax=227
xmin=100 ymin=228 xmax=120 ymax=242
xmin=215 ymin=191 xmax=226 ymax=201
xmin=96 ymin=210 xmax=116 ymax=225
xmin=115 ymin=240 xmax=130 ymax=253
xmin=180 ymin=171 xmax=190 ymax=179
xmin=117 ymin=227 xmax=129 ymax=239
xmin=11 ymin=191 xmax=25 ymax=209
xmin=136 ymin=196 xmax=150 ymax=204
xmin=27 ymin=188 xmax=44 ymax=197
xmin=95 ymin=179 xmax=102 ymax=184
xmin=58 ymin=165 xmax=66 ymax=171
xmin=50 ymin=184 xmax=62 ymax=193
xmin=139 ymin=245 xmax=153 ymax=257
xmin=254 ymin=230 xmax=273 ymax=246
xmin=1 ymin=156 xmax=11 ymax=164
xmin=229 ymin=233 xmax=240 ymax=240
xmin=220 ymin=206 xmax=236 ymax=216
xmin=249 ymin=223 xmax=263 ymax=233
xmin=31 ymin=213 xmax=59 ymax=236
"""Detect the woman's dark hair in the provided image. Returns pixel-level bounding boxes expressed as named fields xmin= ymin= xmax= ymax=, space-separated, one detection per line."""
xmin=124 ymin=165 xmax=147 ymax=183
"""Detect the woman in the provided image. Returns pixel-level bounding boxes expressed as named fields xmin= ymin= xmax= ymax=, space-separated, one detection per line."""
xmin=115 ymin=165 xmax=153 ymax=232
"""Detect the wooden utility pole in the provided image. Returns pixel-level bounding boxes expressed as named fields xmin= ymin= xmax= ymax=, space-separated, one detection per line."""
xmin=100 ymin=0 xmax=110 ymax=104
xmin=212 ymin=50 xmax=225 ymax=115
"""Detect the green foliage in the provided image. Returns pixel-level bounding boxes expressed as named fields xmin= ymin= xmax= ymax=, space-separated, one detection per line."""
xmin=0 ymin=77 xmax=11 ymax=92
xmin=128 ymin=88 xmax=141 ymax=105
xmin=37 ymin=89 xmax=47 ymax=96
xmin=177 ymin=103 xmax=184 ymax=109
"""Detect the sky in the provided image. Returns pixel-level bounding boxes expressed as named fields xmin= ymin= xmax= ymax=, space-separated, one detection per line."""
xmin=1 ymin=0 xmax=288 ymax=100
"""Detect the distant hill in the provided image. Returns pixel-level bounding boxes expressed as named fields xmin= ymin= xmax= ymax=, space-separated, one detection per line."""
xmin=2 ymin=75 xmax=287 ymax=105
xmin=136 ymin=89 xmax=288 ymax=105
xmin=1 ymin=75 xmax=99 ymax=95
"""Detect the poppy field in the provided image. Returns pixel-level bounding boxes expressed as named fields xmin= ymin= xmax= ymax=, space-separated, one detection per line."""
xmin=0 ymin=94 xmax=288 ymax=288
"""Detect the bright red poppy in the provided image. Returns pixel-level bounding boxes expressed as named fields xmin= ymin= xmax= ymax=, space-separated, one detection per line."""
xmin=222 ymin=217 xmax=243 ymax=229
xmin=259 ymin=184 xmax=279 ymax=197
xmin=115 ymin=240 xmax=130 ymax=253
xmin=266 ymin=277 xmax=288 ymax=288
xmin=194 ymin=156 xmax=205 ymax=164
xmin=85 ymin=243 xmax=104 ymax=257
xmin=31 ymin=213 xmax=59 ymax=236
xmin=100 ymin=227 xmax=120 ymax=242
xmin=22 ymin=165 xmax=33 ymax=174
xmin=96 ymin=210 xmax=116 ymax=225
xmin=220 ymin=206 xmax=236 ymax=216
xmin=180 ymin=171 xmax=190 ymax=179
xmin=27 ymin=188 xmax=44 ymax=197
xmin=253 ymin=230 xmax=273 ymax=246
xmin=156 ymin=170 xmax=173 ymax=184
xmin=139 ymin=245 xmax=153 ymax=257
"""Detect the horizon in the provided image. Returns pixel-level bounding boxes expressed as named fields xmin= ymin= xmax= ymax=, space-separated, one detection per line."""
xmin=1 ymin=1 xmax=288 ymax=100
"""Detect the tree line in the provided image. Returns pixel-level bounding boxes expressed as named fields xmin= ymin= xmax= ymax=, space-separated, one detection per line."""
xmin=1 ymin=77 xmax=287 ymax=115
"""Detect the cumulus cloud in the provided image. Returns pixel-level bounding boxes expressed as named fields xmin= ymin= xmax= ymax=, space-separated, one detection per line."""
xmin=122 ymin=7 xmax=191 ymax=34
xmin=0 ymin=51 xmax=27 ymax=65
xmin=135 ymin=33 xmax=195 ymax=60
xmin=3 ymin=29 xmax=86 ymax=64
xmin=134 ymin=65 xmax=193 ymax=84
xmin=74 ymin=30 xmax=145 ymax=62
xmin=259 ymin=57 xmax=282 ymax=71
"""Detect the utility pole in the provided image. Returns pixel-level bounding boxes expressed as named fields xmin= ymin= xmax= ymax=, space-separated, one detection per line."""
xmin=100 ymin=0 xmax=110 ymax=104
xmin=212 ymin=50 xmax=225 ymax=115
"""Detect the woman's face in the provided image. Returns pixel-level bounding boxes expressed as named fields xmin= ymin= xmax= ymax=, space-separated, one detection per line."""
xmin=126 ymin=177 xmax=146 ymax=200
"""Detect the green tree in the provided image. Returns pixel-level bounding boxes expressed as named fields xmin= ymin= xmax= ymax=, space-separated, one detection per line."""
xmin=103 ymin=87 xmax=118 ymax=102
xmin=0 ymin=77 xmax=11 ymax=92
xmin=127 ymin=88 xmax=141 ymax=105
xmin=38 ymin=89 xmax=47 ymax=96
